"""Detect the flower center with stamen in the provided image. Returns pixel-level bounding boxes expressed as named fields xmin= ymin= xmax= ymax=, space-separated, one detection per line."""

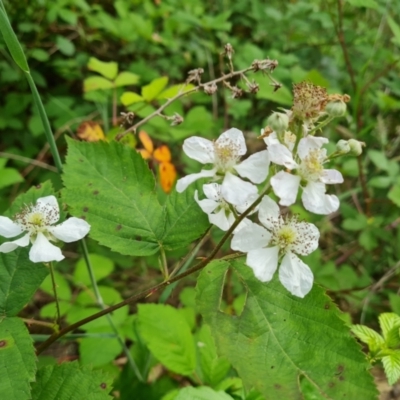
xmin=213 ymin=140 xmax=240 ymax=173
xmin=298 ymin=148 xmax=325 ymax=181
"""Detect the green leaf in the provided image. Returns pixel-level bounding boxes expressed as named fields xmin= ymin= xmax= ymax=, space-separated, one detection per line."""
xmin=40 ymin=270 xmax=71 ymax=301
xmin=73 ymin=254 xmax=114 ymax=287
xmin=157 ymin=84 xmax=195 ymax=100
xmin=196 ymin=259 xmax=378 ymax=399
xmin=114 ymin=71 xmax=140 ymax=87
xmin=161 ymin=187 xmax=209 ymax=251
xmin=368 ymin=149 xmax=390 ymax=171
xmin=197 ymin=324 xmax=231 ymax=387
xmin=120 ymin=91 xmax=144 ymax=106
xmin=388 ymin=183 xmax=400 ymax=207
xmin=83 ymin=76 xmax=114 ymax=92
xmin=379 ymin=313 xmax=400 ymax=340
xmin=382 ymin=351 xmax=400 ymax=385
xmin=387 ymin=16 xmax=400 ymax=46
xmin=62 ymin=139 xmax=209 ymax=256
xmin=0 ymin=249 xmax=48 ymax=317
xmin=88 ymin=57 xmax=118 ymax=80
xmin=256 ymin=78 xmax=292 ymax=106
xmin=137 ymin=304 xmax=196 ymax=376
xmin=142 ymin=77 xmax=169 ymax=101
xmin=0 ymin=6 xmax=29 ymax=72
xmin=174 ymin=386 xmax=234 ymax=400
xmin=0 ymin=317 xmax=36 ymax=399
xmin=55 ymin=35 xmax=75 ymax=56
xmin=0 ymin=168 xmax=23 ymax=189
xmin=351 ymin=324 xmax=385 ymax=353
xmin=346 ymin=0 xmax=379 ymax=9
xmin=31 ymin=361 xmax=114 ymax=399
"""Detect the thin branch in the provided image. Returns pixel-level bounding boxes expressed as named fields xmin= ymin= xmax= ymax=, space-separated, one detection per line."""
xmin=36 ymin=184 xmax=270 ymax=354
xmin=335 ymin=0 xmax=357 ymax=93
xmin=116 ymin=59 xmax=277 ymax=141
xmin=0 ymin=152 xmax=58 ymax=172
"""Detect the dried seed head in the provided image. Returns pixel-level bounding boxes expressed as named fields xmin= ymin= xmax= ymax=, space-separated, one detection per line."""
xmin=187 ymin=68 xmax=204 ymax=84
xmin=292 ymin=82 xmax=328 ymax=120
xmin=120 ymin=112 xmax=135 ymax=127
xmin=223 ymin=43 xmax=234 ymax=60
xmin=252 ymin=59 xmax=279 ymax=72
xmin=204 ymin=82 xmax=218 ymax=95
xmin=247 ymin=80 xmax=259 ymax=94
xmin=169 ymin=112 xmax=184 ymax=126
xmin=231 ymin=86 xmax=244 ymax=99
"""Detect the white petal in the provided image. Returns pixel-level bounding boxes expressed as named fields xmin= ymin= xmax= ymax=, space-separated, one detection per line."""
xmin=194 ymin=190 xmax=219 ymax=214
xmin=279 ymin=252 xmax=313 ymax=298
xmin=29 ymin=232 xmax=64 ymax=263
xmin=176 ymin=169 xmax=216 ymax=193
xmin=48 ymin=217 xmax=90 ymax=243
xmin=290 ymin=222 xmax=320 ymax=256
xmin=234 ymin=150 xmax=270 ymax=184
xmin=0 ymin=216 xmax=23 ymax=238
xmin=233 ymin=217 xmax=252 ymax=234
xmin=216 ymin=128 xmax=246 ymax=156
xmin=202 ymin=183 xmax=222 ymax=201
xmin=267 ymin=143 xmax=298 ymax=169
xmin=297 ymin=136 xmax=328 ymax=160
xmin=221 ymin=172 xmax=258 ymax=206
xmin=302 ymin=182 xmax=339 ymax=215
xmin=36 ymin=195 xmax=60 ymax=224
xmin=258 ymin=195 xmax=280 ymax=230
xmin=0 ymin=233 xmax=30 ymax=253
xmin=263 ymin=132 xmax=279 ymax=146
xmin=209 ymin=208 xmax=235 ymax=231
xmin=271 ymin=171 xmax=301 ymax=206
xmin=246 ymin=246 xmax=279 ymax=282
xmin=320 ymin=169 xmax=344 ymax=184
xmin=235 ymin=193 xmax=259 ymax=215
xmin=182 ymin=136 xmax=215 ymax=164
xmin=231 ymin=222 xmax=271 ymax=252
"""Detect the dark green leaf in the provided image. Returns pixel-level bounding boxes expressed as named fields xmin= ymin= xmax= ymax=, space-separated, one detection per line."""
xmin=196 ymin=259 xmax=378 ymax=399
xmin=0 ymin=317 xmax=36 ymax=400
xmin=31 ymin=361 xmax=114 ymax=399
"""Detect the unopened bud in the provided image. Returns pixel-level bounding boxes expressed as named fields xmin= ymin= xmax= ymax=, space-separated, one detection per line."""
xmin=348 ymin=139 xmax=365 ymax=156
xmin=325 ymin=100 xmax=347 ymax=118
xmin=336 ymin=139 xmax=350 ymax=154
xmin=267 ymin=112 xmax=289 ymax=134
xmin=204 ymin=82 xmax=218 ymax=95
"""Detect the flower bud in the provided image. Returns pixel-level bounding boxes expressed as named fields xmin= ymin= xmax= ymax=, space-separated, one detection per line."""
xmin=267 ymin=112 xmax=289 ymax=134
xmin=348 ymin=139 xmax=365 ymax=156
xmin=336 ymin=139 xmax=350 ymax=154
xmin=325 ymin=100 xmax=347 ymax=118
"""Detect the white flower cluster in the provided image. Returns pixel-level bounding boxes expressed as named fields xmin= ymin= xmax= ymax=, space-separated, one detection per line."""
xmin=0 ymin=195 xmax=90 ymax=263
xmin=176 ymin=83 xmax=362 ymax=298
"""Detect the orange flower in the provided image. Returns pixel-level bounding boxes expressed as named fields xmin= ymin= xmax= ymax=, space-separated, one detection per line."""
xmin=138 ymin=131 xmax=177 ymax=193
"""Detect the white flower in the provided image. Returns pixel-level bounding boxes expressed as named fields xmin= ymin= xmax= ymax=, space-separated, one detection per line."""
xmin=0 ymin=195 xmax=90 ymax=263
xmin=195 ymin=183 xmax=257 ymax=231
xmin=264 ymin=131 xmax=297 ymax=169
xmin=269 ymin=136 xmax=343 ymax=214
xmin=176 ymin=128 xmax=270 ymax=205
xmin=231 ymin=195 xmax=319 ymax=298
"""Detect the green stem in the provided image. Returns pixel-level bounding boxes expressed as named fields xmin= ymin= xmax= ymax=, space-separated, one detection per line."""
xmin=159 ymin=247 xmax=169 ymax=279
xmin=48 ymin=262 xmax=61 ymax=329
xmin=36 ymin=183 xmax=270 ymax=355
xmin=24 ymin=72 xmax=63 ymax=173
xmin=80 ymin=239 xmax=144 ymax=382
